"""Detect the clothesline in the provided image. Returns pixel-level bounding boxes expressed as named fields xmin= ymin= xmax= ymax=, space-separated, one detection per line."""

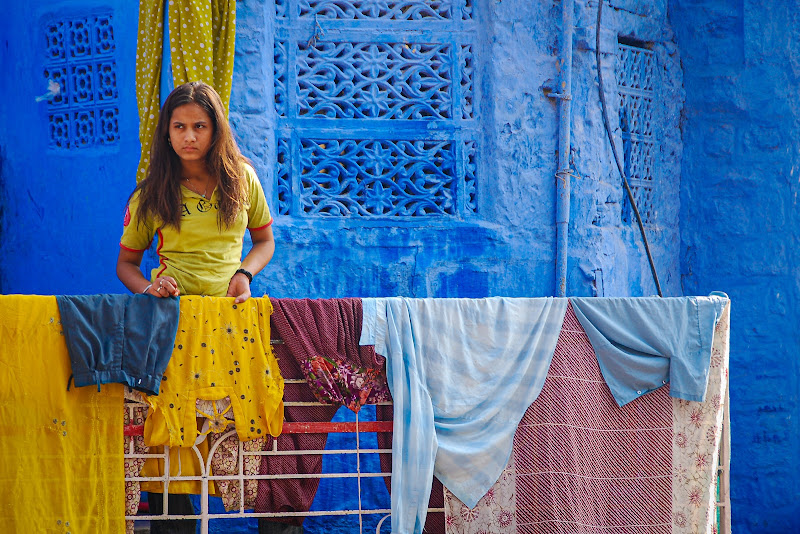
xmin=360 ymin=295 xmax=728 ymax=533
xmin=0 ymin=294 xmax=730 ymax=534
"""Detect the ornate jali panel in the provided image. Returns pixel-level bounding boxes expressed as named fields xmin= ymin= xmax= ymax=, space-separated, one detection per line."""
xmin=617 ymin=42 xmax=656 ymax=224
xmin=274 ymin=0 xmax=478 ymax=217
xmin=42 ymin=12 xmax=119 ymax=149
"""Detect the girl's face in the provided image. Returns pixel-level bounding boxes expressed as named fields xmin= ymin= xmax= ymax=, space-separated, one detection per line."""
xmin=168 ymin=103 xmax=215 ymax=165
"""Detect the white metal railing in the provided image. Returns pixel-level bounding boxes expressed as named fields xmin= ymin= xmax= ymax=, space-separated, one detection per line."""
xmin=125 ymin=381 xmax=732 ymax=534
xmin=124 ymin=386 xmax=442 ymax=534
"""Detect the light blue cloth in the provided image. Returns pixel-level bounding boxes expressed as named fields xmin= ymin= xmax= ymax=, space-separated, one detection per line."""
xmin=360 ymin=297 xmax=567 ymax=534
xmin=570 ymin=295 xmax=728 ymax=407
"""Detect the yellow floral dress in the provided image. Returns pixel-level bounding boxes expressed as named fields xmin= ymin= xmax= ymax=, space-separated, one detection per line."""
xmin=144 ymin=296 xmax=284 ymax=447
xmin=141 ymin=296 xmax=283 ymax=495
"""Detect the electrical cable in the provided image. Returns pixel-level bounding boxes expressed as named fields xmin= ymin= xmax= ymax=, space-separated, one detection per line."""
xmin=595 ymin=0 xmax=663 ymax=297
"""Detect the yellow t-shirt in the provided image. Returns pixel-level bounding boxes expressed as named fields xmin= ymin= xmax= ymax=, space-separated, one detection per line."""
xmin=121 ymin=164 xmax=272 ymax=296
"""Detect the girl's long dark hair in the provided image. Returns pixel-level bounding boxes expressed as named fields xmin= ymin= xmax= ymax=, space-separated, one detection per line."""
xmin=132 ymin=81 xmax=249 ymax=230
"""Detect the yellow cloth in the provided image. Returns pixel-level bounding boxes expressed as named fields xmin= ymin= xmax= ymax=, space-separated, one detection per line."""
xmin=144 ymin=296 xmax=284 ymax=447
xmin=141 ymin=296 xmax=282 ymax=495
xmin=120 ymin=164 xmax=273 ymax=297
xmin=135 ymin=0 xmax=166 ymax=183
xmin=0 ymin=295 xmax=124 ymax=532
xmin=135 ymin=0 xmax=237 ymax=182
xmin=169 ymin=0 xmax=237 ymax=113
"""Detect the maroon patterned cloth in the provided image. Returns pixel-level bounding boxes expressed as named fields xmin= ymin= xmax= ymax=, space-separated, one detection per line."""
xmin=513 ymin=303 xmax=672 ymax=534
xmin=255 ymin=298 xmax=386 ymax=524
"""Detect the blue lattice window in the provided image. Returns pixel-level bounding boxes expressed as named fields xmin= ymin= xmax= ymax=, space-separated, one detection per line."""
xmin=617 ymin=39 xmax=655 ymax=224
xmin=274 ymin=0 xmax=478 ymax=217
xmin=42 ymin=13 xmax=119 ymax=149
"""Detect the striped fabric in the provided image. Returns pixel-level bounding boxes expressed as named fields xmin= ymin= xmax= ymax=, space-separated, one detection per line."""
xmin=514 ymin=303 xmax=672 ymax=533
xmin=362 ymin=297 xmax=568 ymax=533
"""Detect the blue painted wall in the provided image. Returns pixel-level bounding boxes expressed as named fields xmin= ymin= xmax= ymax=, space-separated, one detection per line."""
xmin=0 ymin=1 xmax=140 ymax=295
xmin=0 ymin=0 xmax=680 ymax=299
xmin=239 ymin=0 xmax=683 ymax=301
xmin=1 ymin=0 xmax=797 ymax=532
xmin=671 ymin=1 xmax=800 ymax=532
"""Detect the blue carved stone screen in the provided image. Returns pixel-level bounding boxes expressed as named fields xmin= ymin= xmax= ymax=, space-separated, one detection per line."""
xmin=273 ymin=0 xmax=478 ymax=217
xmin=617 ymin=41 xmax=655 ymax=224
xmin=42 ymin=12 xmax=119 ymax=149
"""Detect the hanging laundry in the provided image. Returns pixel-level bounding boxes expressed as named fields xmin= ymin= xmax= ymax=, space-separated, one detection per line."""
xmin=144 ymin=296 xmax=284 ymax=447
xmin=139 ymin=437 xmax=217 ymax=496
xmin=672 ymin=301 xmax=730 ymax=534
xmin=570 ymin=295 xmax=727 ymax=406
xmin=123 ymin=392 xmax=149 ymax=534
xmin=0 ymin=295 xmax=124 ymax=532
xmin=135 ymin=0 xmax=237 ymax=182
xmin=141 ymin=296 xmax=281 ymax=498
xmin=360 ymin=297 xmax=568 ymax=534
xmin=510 ymin=300 xmax=730 ymax=534
xmin=255 ymin=297 xmax=384 ymax=526
xmin=513 ymin=303 xmax=673 ymax=532
xmin=255 ymin=358 xmax=336 ymax=526
xmin=56 ymin=293 xmax=180 ymax=395
xmin=208 ymin=429 xmax=264 ymax=511
xmin=376 ymin=404 xmax=446 ymax=533
xmin=443 ymin=457 xmax=516 ymax=534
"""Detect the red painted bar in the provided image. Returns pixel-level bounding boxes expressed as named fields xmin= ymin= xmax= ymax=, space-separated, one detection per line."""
xmin=124 ymin=420 xmax=393 ymax=437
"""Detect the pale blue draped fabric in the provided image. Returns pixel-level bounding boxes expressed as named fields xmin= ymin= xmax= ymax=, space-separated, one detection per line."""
xmin=360 ymin=297 xmax=567 ymax=534
xmin=570 ymin=295 xmax=728 ymax=406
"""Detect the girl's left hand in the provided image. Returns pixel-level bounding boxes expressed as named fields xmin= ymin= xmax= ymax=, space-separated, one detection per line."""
xmin=227 ymin=272 xmax=251 ymax=304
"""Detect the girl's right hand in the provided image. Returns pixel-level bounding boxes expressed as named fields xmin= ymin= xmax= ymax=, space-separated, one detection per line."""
xmin=148 ymin=276 xmax=180 ymax=297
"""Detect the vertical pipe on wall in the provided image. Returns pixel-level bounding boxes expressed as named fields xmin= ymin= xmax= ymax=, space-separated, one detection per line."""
xmin=555 ymin=0 xmax=574 ymax=297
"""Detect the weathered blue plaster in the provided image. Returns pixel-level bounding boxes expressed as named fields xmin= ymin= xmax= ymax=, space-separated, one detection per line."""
xmin=671 ymin=1 xmax=800 ymax=531
xmin=568 ymin=0 xmax=683 ymax=299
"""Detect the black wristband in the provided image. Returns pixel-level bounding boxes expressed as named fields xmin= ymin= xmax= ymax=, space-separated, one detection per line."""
xmin=235 ymin=268 xmax=253 ymax=283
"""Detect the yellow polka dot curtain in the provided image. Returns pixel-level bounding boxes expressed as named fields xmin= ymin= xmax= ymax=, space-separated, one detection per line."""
xmin=136 ymin=0 xmax=237 ymax=183
xmin=135 ymin=0 xmax=165 ymax=183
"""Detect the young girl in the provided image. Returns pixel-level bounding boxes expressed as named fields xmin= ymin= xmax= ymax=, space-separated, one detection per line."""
xmin=116 ymin=81 xmax=276 ymax=532
xmin=117 ymin=81 xmax=274 ymax=302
